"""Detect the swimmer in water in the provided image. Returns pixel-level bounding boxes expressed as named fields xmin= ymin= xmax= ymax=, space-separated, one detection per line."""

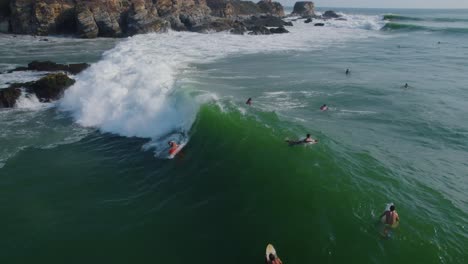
xmin=246 ymin=98 xmax=252 ymax=106
xmin=320 ymin=104 xmax=328 ymax=111
xmin=379 ymin=204 xmax=400 ymax=236
xmin=286 ymin=134 xmax=318 ymax=145
xmin=266 ymin=253 xmax=283 ymax=264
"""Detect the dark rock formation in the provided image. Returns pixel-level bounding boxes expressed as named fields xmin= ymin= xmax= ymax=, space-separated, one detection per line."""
xmin=244 ymin=15 xmax=287 ymax=28
xmin=304 ymin=18 xmax=312 ymax=23
xmin=207 ymin=0 xmax=284 ymax=17
xmin=30 ymin=73 xmax=75 ymax=101
xmin=292 ymin=1 xmax=315 ymax=17
xmin=248 ymin=25 xmax=271 ymax=35
xmin=0 ymin=73 xmax=75 ymax=108
xmin=2 ymin=0 xmax=289 ymax=37
xmin=322 ymin=10 xmax=340 ymax=19
xmin=314 ymin=23 xmax=324 ymax=26
xmin=126 ymin=0 xmax=169 ymax=35
xmin=0 ymin=86 xmax=21 ymax=108
xmin=269 ymin=26 xmax=288 ymax=34
xmin=8 ymin=61 xmax=90 ymax=75
xmin=257 ymin=0 xmax=284 ymax=17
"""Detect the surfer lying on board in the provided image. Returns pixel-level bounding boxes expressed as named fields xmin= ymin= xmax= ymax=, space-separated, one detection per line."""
xmin=267 ymin=254 xmax=283 ymax=264
xmin=168 ymin=141 xmax=179 ymax=155
xmin=379 ymin=204 xmax=400 ymax=236
xmin=286 ymin=134 xmax=318 ymax=145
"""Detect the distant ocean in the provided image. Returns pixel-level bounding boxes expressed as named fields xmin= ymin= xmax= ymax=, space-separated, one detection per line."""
xmin=0 ymin=8 xmax=467 ymax=264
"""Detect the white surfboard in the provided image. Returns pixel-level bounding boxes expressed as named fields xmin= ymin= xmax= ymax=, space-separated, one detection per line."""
xmin=266 ymin=244 xmax=277 ymax=261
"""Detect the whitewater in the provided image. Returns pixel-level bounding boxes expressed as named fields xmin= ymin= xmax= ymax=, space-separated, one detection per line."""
xmin=59 ymin=13 xmax=384 ymax=156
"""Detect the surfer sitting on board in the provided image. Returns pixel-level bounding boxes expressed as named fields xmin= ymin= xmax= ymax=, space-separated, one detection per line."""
xmin=246 ymin=97 xmax=252 ymax=106
xmin=168 ymin=141 xmax=179 ymax=155
xmin=286 ymin=134 xmax=318 ymax=145
xmin=267 ymin=253 xmax=283 ymax=264
xmin=379 ymin=204 xmax=400 ymax=235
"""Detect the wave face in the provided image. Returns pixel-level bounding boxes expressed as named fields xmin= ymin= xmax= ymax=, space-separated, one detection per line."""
xmin=382 ymin=22 xmax=468 ymax=34
xmin=60 ymin=23 xmax=379 ymax=156
xmin=384 ymin=14 xmax=468 ymax=23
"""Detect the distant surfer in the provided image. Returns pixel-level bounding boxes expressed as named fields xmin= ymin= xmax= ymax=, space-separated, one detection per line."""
xmin=168 ymin=141 xmax=179 ymax=155
xmin=379 ymin=204 xmax=400 ymax=236
xmin=403 ymin=83 xmax=409 ymax=88
xmin=286 ymin=134 xmax=318 ymax=145
xmin=246 ymin=97 xmax=252 ymax=106
xmin=267 ymin=253 xmax=283 ymax=264
xmin=320 ymin=104 xmax=329 ymax=111
xmin=346 ymin=69 xmax=350 ymax=75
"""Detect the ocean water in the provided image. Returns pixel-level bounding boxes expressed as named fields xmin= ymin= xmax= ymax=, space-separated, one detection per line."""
xmin=0 ymin=8 xmax=467 ymax=264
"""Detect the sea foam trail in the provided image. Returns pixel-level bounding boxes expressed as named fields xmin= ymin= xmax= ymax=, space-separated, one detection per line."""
xmin=60 ymin=17 xmax=381 ymax=156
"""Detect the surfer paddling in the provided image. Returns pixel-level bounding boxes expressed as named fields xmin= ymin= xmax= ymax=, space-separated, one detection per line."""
xmin=320 ymin=104 xmax=329 ymax=111
xmin=286 ymin=134 xmax=318 ymax=145
xmin=379 ymin=204 xmax=400 ymax=236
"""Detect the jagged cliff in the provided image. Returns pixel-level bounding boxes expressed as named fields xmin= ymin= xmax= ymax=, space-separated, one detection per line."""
xmin=0 ymin=0 xmax=287 ymax=37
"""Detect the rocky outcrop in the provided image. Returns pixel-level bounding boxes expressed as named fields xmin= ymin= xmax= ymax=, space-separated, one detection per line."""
xmin=0 ymin=86 xmax=21 ymax=108
xmin=269 ymin=26 xmax=288 ymax=34
xmin=0 ymin=0 xmax=10 ymax=33
xmin=244 ymin=15 xmax=288 ymax=28
xmin=322 ymin=10 xmax=340 ymax=19
xmin=10 ymin=0 xmax=76 ymax=35
xmin=0 ymin=73 xmax=75 ymax=108
xmin=30 ymin=73 xmax=75 ymax=101
xmin=8 ymin=61 xmax=90 ymax=75
xmin=206 ymin=0 xmax=284 ymax=17
xmin=126 ymin=1 xmax=169 ymax=35
xmin=257 ymin=0 xmax=284 ymax=17
xmin=292 ymin=1 xmax=315 ymax=17
xmin=3 ymin=0 xmax=288 ymax=37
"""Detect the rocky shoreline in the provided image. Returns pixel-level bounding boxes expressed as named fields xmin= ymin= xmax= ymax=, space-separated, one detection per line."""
xmin=0 ymin=1 xmax=341 ymax=38
xmin=0 ymin=1 xmax=345 ymax=108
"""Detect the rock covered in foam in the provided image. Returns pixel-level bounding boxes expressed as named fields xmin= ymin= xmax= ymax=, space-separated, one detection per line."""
xmin=0 ymin=73 xmax=75 ymax=108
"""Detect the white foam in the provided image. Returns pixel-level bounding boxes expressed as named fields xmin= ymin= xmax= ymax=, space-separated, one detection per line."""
xmin=15 ymin=91 xmax=53 ymax=109
xmin=0 ymin=71 xmax=49 ymax=89
xmin=60 ymin=15 xmax=381 ymax=156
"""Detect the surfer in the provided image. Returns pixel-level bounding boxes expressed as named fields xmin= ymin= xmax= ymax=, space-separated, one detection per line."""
xmin=403 ymin=83 xmax=409 ymax=88
xmin=346 ymin=69 xmax=350 ymax=75
xmin=168 ymin=141 xmax=179 ymax=155
xmin=246 ymin=97 xmax=252 ymax=106
xmin=379 ymin=204 xmax=400 ymax=236
xmin=286 ymin=134 xmax=318 ymax=145
xmin=267 ymin=253 xmax=283 ymax=264
xmin=320 ymin=104 xmax=328 ymax=111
